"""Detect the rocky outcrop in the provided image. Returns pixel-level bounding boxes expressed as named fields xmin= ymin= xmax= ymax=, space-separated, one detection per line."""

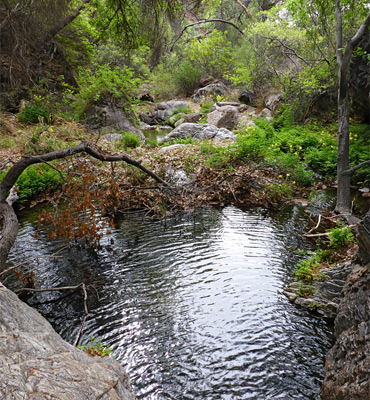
xmin=139 ymin=100 xmax=189 ymax=126
xmin=160 ymin=123 xmax=236 ymax=143
xmin=84 ymin=94 xmax=144 ymax=141
xmin=207 ymin=104 xmax=240 ymax=130
xmin=321 ymin=212 xmax=370 ymax=399
xmin=284 ymin=261 xmax=353 ymax=319
xmin=0 ymin=283 xmax=135 ymax=400
xmin=192 ymin=83 xmax=227 ymax=102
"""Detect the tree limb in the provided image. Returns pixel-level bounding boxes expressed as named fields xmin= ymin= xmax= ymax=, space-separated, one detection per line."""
xmin=340 ymin=159 xmax=370 ymax=176
xmin=0 ymin=141 xmax=170 ymax=271
xmin=48 ymin=0 xmax=91 ymax=37
xmin=233 ymin=0 xmax=254 ymax=23
xmin=168 ymin=18 xmax=244 ymax=52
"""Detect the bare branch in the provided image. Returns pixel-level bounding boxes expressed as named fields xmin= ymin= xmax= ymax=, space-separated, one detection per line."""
xmin=233 ymin=0 xmax=254 ymax=23
xmin=341 ymin=159 xmax=370 ymax=176
xmin=168 ymin=18 xmax=243 ymax=52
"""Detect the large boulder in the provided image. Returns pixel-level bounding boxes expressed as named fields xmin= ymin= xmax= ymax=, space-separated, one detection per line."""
xmin=207 ymin=105 xmax=240 ymax=130
xmin=84 ymin=95 xmax=144 ymax=141
xmin=160 ymin=123 xmax=236 ymax=142
xmin=0 ymin=283 xmax=135 ymax=400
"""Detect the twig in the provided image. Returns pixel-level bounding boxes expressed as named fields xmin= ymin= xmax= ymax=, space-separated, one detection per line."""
xmin=307 ymin=214 xmax=322 ymax=234
xmin=303 ymin=224 xmax=357 ymax=237
xmin=0 ymin=254 xmax=65 ymax=276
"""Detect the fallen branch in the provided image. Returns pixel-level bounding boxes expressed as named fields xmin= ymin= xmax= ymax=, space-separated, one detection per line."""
xmin=303 ymin=224 xmax=357 ymax=237
xmin=307 ymin=214 xmax=322 ymax=234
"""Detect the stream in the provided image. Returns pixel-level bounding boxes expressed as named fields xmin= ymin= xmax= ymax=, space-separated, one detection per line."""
xmin=8 ymin=205 xmax=334 ymax=400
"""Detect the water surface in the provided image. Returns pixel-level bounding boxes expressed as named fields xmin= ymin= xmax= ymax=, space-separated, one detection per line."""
xmin=8 ymin=205 xmax=333 ymax=399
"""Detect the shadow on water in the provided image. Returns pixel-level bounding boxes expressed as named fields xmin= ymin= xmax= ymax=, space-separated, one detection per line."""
xmin=8 ymin=205 xmax=335 ymax=400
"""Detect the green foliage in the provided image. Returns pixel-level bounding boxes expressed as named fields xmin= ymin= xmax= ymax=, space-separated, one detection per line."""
xmin=18 ymin=106 xmax=50 ymax=124
xmin=294 ymin=249 xmax=327 ymax=283
xmin=77 ymin=337 xmax=113 ymax=357
xmin=185 ymin=29 xmax=235 ymax=79
xmin=171 ymin=59 xmax=202 ymax=96
xmin=235 ymin=126 xmax=267 ymax=162
xmin=327 ymin=223 xmax=354 ymax=249
xmin=121 ymin=132 xmax=141 ymax=149
xmin=64 ymin=64 xmax=141 ymax=118
xmin=263 ymin=181 xmax=294 ymax=201
xmin=1 ymin=164 xmax=64 ymax=203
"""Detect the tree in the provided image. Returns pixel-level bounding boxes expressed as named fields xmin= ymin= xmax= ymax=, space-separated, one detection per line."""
xmin=0 ymin=142 xmax=168 ymax=272
xmin=334 ymin=1 xmax=370 ymax=215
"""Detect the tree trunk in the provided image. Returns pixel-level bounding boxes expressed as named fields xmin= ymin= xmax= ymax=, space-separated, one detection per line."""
xmin=334 ymin=1 xmax=370 ymax=214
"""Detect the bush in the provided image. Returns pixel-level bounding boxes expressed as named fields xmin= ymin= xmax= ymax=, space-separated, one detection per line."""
xmin=11 ymin=164 xmax=64 ymax=203
xmin=18 ymin=106 xmax=49 ymax=124
xmin=121 ymin=132 xmax=141 ymax=148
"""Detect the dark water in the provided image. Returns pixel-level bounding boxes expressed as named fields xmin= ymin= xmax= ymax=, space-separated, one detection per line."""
xmin=8 ymin=205 xmax=334 ymax=400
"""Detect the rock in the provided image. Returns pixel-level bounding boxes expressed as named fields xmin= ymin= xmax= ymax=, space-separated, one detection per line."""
xmin=264 ymin=93 xmax=281 ymax=111
xmin=283 ymin=261 xmax=353 ymax=319
xmin=159 ymin=144 xmax=187 ymax=153
xmin=185 ymin=113 xmax=204 ymax=123
xmin=160 ymin=123 xmax=236 ymax=143
xmin=174 ymin=118 xmax=185 ymax=127
xmin=84 ymin=95 xmax=144 ymax=141
xmin=139 ymin=100 xmax=189 ymax=125
xmin=321 ymin=264 xmax=370 ymax=399
xmin=103 ymin=133 xmax=123 ymax=142
xmin=0 ymin=283 xmax=135 ymax=400
xmin=258 ymin=107 xmax=273 ymax=121
xmin=238 ymin=90 xmax=257 ymax=106
xmin=198 ymin=76 xmax=217 ymax=87
xmin=165 ymin=167 xmax=191 ymax=185
xmin=207 ymin=105 xmax=239 ymax=130
xmin=192 ymin=83 xmax=227 ymax=102
xmin=168 ymin=113 xmax=186 ymax=127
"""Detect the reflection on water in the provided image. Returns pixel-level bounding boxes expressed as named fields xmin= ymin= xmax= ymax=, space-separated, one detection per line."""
xmin=8 ymin=205 xmax=334 ymax=400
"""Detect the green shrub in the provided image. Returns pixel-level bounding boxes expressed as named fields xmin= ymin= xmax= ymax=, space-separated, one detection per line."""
xmin=18 ymin=106 xmax=50 ymax=124
xmin=121 ymin=132 xmax=141 ymax=148
xmin=327 ymin=224 xmax=354 ymax=249
xmin=172 ymin=59 xmax=201 ymax=96
xmin=13 ymin=164 xmax=64 ymax=203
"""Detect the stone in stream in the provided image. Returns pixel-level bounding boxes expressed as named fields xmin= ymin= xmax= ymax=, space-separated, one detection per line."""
xmin=0 ymin=282 xmax=135 ymax=400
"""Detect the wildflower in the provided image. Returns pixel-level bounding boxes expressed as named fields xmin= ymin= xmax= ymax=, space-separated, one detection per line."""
xmin=286 ymin=173 xmax=290 ymax=177
xmin=278 ymin=175 xmax=283 ymax=178
xmin=292 ymin=181 xmax=296 ymax=184
xmin=50 ymin=128 xmax=54 ymax=133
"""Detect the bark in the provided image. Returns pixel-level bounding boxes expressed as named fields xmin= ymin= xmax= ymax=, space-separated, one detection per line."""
xmin=335 ymin=1 xmax=370 ymax=214
xmin=0 ymin=142 xmax=169 ymax=272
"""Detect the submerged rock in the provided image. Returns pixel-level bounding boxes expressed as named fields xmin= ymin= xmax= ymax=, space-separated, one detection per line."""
xmin=0 ymin=283 xmax=135 ymax=400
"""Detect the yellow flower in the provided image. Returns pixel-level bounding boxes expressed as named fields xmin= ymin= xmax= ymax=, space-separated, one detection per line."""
xmin=292 ymin=181 xmax=296 ymax=184
xmin=286 ymin=173 xmax=290 ymax=177
xmin=50 ymin=128 xmax=54 ymax=133
xmin=278 ymin=175 xmax=283 ymax=178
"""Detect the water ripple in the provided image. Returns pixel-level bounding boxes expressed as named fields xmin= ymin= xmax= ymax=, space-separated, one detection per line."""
xmin=8 ymin=205 xmax=333 ymax=400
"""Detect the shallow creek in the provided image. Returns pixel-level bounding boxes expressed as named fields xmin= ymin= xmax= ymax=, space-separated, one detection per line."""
xmin=9 ymin=205 xmax=334 ymax=399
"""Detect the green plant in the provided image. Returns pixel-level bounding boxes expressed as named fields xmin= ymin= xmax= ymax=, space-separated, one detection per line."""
xmin=264 ymin=181 xmax=294 ymax=201
xmin=297 ymin=283 xmax=315 ymax=297
xmin=121 ymin=132 xmax=141 ymax=149
xmin=77 ymin=337 xmax=113 ymax=357
xmin=18 ymin=106 xmax=50 ymax=124
xmin=14 ymin=164 xmax=64 ymax=203
xmin=294 ymin=249 xmax=328 ymax=283
xmin=327 ymin=223 xmax=354 ymax=249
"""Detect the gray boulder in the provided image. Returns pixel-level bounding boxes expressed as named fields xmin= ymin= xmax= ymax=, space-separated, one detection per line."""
xmin=207 ymin=105 xmax=240 ymax=130
xmin=0 ymin=283 xmax=135 ymax=400
xmin=160 ymin=123 xmax=236 ymax=142
xmin=84 ymin=96 xmax=144 ymax=141
xmin=192 ymin=83 xmax=226 ymax=102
